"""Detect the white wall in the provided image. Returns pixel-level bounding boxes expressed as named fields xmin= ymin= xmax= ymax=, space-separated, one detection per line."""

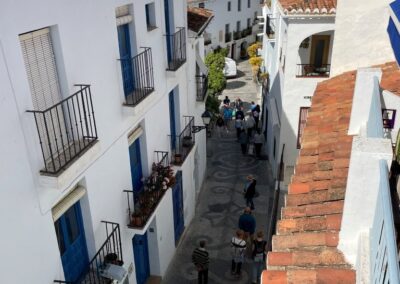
xmin=189 ymin=0 xmax=262 ymax=59
xmin=330 ymin=0 xmax=395 ymax=76
xmin=0 ymin=0 xmax=206 ymax=283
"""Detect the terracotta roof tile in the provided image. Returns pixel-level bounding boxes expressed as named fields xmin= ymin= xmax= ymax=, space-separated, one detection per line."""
xmin=187 ymin=7 xmax=214 ymax=33
xmin=377 ymin=61 xmax=400 ymax=96
xmin=279 ymin=0 xmax=337 ymax=14
xmin=264 ymin=70 xmax=357 ymax=282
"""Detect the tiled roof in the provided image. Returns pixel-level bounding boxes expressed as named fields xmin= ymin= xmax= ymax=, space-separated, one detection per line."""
xmin=187 ymin=7 xmax=214 ymax=34
xmin=279 ymin=0 xmax=337 ymax=14
xmin=262 ymin=70 xmax=357 ymax=283
xmin=378 ymin=61 xmax=400 ymax=96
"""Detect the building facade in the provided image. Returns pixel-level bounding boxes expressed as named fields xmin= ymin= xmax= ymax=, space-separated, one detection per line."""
xmin=188 ymin=0 xmax=263 ymax=60
xmin=0 ymin=0 xmax=208 ymax=283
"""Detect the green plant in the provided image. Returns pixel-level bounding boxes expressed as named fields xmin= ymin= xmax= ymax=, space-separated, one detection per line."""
xmin=205 ymin=50 xmax=227 ymax=95
xmin=206 ymin=94 xmax=221 ymax=115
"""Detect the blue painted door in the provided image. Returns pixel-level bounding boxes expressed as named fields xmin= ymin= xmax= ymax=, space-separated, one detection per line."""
xmin=133 ymin=233 xmax=150 ymax=284
xmin=129 ymin=139 xmax=143 ymax=196
xmin=117 ymin=24 xmax=134 ymax=97
xmin=172 ymin=171 xmax=184 ymax=245
xmin=169 ymin=91 xmax=176 ymax=150
xmin=55 ymin=202 xmax=89 ymax=282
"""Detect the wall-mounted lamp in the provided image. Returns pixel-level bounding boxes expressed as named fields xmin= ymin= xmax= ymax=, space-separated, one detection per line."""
xmin=192 ymin=110 xmax=212 ymax=134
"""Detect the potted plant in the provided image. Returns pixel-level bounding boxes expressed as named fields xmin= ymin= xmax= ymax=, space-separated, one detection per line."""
xmin=131 ymin=210 xmax=143 ymax=227
xmin=174 ymin=153 xmax=182 ymax=164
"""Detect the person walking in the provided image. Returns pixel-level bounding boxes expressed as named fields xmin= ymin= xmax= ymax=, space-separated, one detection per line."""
xmin=192 ymin=240 xmax=210 ymax=284
xmin=253 ymin=104 xmax=261 ymax=129
xmin=235 ymin=98 xmax=244 ymax=110
xmin=231 ymin=229 xmax=246 ymax=277
xmin=251 ymin=231 xmax=267 ymax=284
xmin=223 ymin=105 xmax=232 ymax=132
xmin=223 ymin=95 xmax=230 ymax=106
xmin=245 ymin=114 xmax=256 ymax=139
xmin=243 ymin=175 xmax=257 ymax=210
xmin=215 ymin=115 xmax=224 ymax=138
xmin=238 ymin=207 xmax=256 ymax=253
xmin=238 ymin=130 xmax=248 ymax=155
xmin=253 ymin=129 xmax=265 ymax=158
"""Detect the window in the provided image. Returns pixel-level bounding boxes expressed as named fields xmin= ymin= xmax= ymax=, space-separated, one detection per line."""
xmin=225 ymin=24 xmax=230 ymax=34
xmin=247 ymin=18 xmax=251 ymax=28
xmin=254 ymin=11 xmax=258 ymax=21
xmin=382 ymin=109 xmax=397 ymax=129
xmin=199 ymin=2 xmax=205 ymax=8
xmin=145 ymin=3 xmax=157 ymax=30
xmin=248 ymin=0 xmax=251 ymax=8
xmin=227 ymin=1 xmax=231 ymax=11
xmin=297 ymin=107 xmax=310 ymax=148
xmin=273 ymin=137 xmax=276 ymax=159
xmin=238 ymin=0 xmax=241 ymax=11
xmin=236 ymin=21 xmax=241 ymax=32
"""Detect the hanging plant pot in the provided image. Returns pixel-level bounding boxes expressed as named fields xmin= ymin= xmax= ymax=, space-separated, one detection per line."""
xmin=175 ymin=153 xmax=182 ymax=164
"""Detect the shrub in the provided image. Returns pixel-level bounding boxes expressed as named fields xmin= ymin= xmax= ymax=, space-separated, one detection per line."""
xmin=247 ymin=42 xmax=262 ymax=58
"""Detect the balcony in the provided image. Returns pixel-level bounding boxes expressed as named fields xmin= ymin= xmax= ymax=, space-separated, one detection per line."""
xmin=233 ymin=31 xmax=241 ymax=40
xmin=266 ymin=15 xmax=276 ymax=39
xmin=225 ymin=32 xmax=232 ymax=43
xmin=196 ymin=75 xmax=208 ymax=101
xmin=119 ymin=47 xmax=154 ymax=106
xmin=124 ymin=151 xmax=176 ymax=229
xmin=296 ymin=64 xmax=331 ymax=78
xmin=166 ymin=27 xmax=187 ymax=71
xmin=204 ymin=38 xmax=211 ymax=45
xmin=55 ymin=221 xmax=124 ymax=284
xmin=171 ymin=116 xmax=195 ymax=165
xmin=27 ymin=85 xmax=98 ymax=175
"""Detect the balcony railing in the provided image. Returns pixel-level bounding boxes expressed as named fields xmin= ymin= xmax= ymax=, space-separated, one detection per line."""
xmin=266 ymin=15 xmax=276 ymax=39
xmin=196 ymin=75 xmax=208 ymax=101
xmin=170 ymin=116 xmax=195 ymax=165
xmin=233 ymin=31 xmax=241 ymax=40
xmin=225 ymin=32 xmax=232 ymax=43
xmin=204 ymin=38 xmax=211 ymax=45
xmin=124 ymin=151 xmax=175 ymax=229
xmin=54 ymin=221 xmax=123 ymax=284
xmin=166 ymin=27 xmax=187 ymax=71
xmin=296 ymin=64 xmax=331 ymax=78
xmin=119 ymin=47 xmax=154 ymax=106
xmin=27 ymin=85 xmax=98 ymax=175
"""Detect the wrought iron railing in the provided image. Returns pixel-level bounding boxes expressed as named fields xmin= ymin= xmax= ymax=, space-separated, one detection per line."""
xmin=266 ymin=15 xmax=276 ymax=39
xmin=204 ymin=38 xmax=211 ymax=45
xmin=54 ymin=221 xmax=122 ymax=284
xmin=196 ymin=75 xmax=208 ymax=101
xmin=166 ymin=27 xmax=187 ymax=71
xmin=124 ymin=151 xmax=174 ymax=228
xmin=170 ymin=116 xmax=195 ymax=165
xmin=27 ymin=85 xmax=97 ymax=175
xmin=296 ymin=64 xmax=331 ymax=77
xmin=233 ymin=31 xmax=241 ymax=40
xmin=225 ymin=32 xmax=232 ymax=43
xmin=266 ymin=144 xmax=285 ymax=253
xmin=119 ymin=47 xmax=154 ymax=106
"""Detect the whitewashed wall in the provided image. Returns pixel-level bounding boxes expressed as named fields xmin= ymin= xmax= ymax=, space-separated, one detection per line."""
xmin=0 ymin=0 xmax=205 ymax=283
xmin=330 ymin=0 xmax=395 ymax=76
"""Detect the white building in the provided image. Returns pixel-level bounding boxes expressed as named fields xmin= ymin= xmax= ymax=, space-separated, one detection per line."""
xmin=188 ymin=0 xmax=262 ymax=60
xmin=0 ymin=0 xmax=209 ymax=283
xmin=260 ymin=0 xmax=336 ymax=181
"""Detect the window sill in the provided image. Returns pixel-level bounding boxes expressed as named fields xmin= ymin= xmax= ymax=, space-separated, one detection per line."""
xmin=147 ymin=26 xmax=158 ymax=32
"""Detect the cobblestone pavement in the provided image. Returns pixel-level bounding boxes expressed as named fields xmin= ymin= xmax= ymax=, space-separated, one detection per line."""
xmin=162 ymin=61 xmax=274 ymax=284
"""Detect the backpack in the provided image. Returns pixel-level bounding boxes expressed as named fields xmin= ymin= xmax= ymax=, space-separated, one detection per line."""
xmin=252 ymin=240 xmax=266 ymax=262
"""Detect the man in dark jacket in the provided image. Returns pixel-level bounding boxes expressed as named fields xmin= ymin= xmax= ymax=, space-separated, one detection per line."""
xmin=192 ymin=240 xmax=210 ymax=284
xmin=238 ymin=207 xmax=256 ymax=253
xmin=244 ymin=175 xmax=256 ymax=210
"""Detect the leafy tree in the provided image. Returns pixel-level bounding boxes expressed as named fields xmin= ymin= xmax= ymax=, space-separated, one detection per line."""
xmin=206 ymin=94 xmax=221 ymax=114
xmin=205 ymin=50 xmax=226 ymax=95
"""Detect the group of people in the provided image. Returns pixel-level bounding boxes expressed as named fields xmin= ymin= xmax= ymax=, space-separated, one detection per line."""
xmin=216 ymin=96 xmax=265 ymax=158
xmin=192 ymin=175 xmax=265 ymax=284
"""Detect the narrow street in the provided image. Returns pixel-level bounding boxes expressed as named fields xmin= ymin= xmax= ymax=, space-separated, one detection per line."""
xmin=162 ymin=61 xmax=274 ymax=284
